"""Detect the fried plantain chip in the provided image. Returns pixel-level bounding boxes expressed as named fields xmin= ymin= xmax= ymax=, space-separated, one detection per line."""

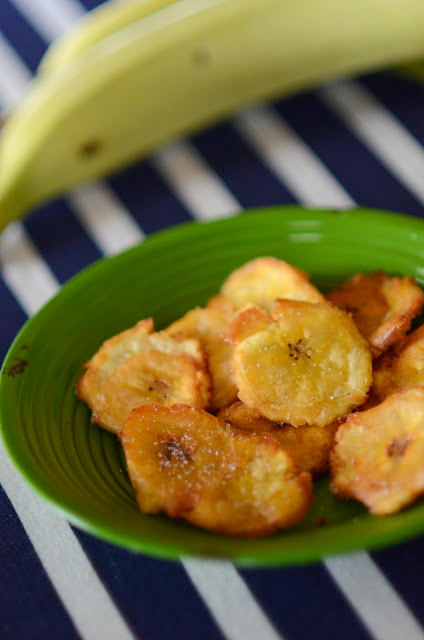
xmin=372 ymin=348 xmax=402 ymax=401
xmin=167 ymin=306 xmax=238 ymax=411
xmin=217 ymin=401 xmax=339 ymax=477
xmin=205 ymin=294 xmax=236 ymax=318
xmin=226 ymin=304 xmax=271 ymax=344
xmin=330 ymin=387 xmax=424 ymax=515
xmin=373 ymin=324 xmax=424 ymax=400
xmin=122 ymin=404 xmax=312 ymax=537
xmin=386 ymin=324 xmax=424 ymax=390
xmin=220 ymin=257 xmax=324 ymax=312
xmin=327 ymin=272 xmax=424 ymax=358
xmin=76 ymin=319 xmax=210 ymax=434
xmin=204 ymin=428 xmax=313 ymax=536
xmin=217 ymin=399 xmax=279 ymax=432
xmin=230 ymin=300 xmax=372 ymax=426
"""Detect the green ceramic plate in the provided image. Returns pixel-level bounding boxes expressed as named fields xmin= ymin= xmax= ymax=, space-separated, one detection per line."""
xmin=2 ymin=205 xmax=424 ymax=567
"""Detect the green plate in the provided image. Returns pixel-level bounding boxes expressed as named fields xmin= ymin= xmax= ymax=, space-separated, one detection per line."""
xmin=2 ymin=205 xmax=424 ymax=567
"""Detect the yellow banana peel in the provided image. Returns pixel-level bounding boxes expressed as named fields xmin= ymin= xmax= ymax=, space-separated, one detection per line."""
xmin=2 ymin=0 xmax=424 ymax=231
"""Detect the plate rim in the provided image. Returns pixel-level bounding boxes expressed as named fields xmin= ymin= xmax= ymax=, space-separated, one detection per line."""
xmin=3 ymin=204 xmax=424 ymax=566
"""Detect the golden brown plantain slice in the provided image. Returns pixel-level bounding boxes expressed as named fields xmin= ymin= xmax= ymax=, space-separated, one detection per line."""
xmin=76 ymin=319 xmax=210 ymax=434
xmin=220 ymin=257 xmax=324 ymax=312
xmin=373 ymin=324 xmax=424 ymax=400
xmin=330 ymin=387 xmax=424 ymax=515
xmin=230 ymin=300 xmax=372 ymax=426
xmin=122 ymin=404 xmax=312 ymax=537
xmin=226 ymin=304 xmax=271 ymax=344
xmin=122 ymin=404 xmax=229 ymax=516
xmin=167 ymin=306 xmax=238 ymax=411
xmin=327 ymin=272 xmax=424 ymax=358
xmin=217 ymin=401 xmax=339 ymax=477
xmin=205 ymin=295 xmax=236 ymax=318
xmin=203 ymin=428 xmax=313 ymax=536
xmin=372 ymin=348 xmax=402 ymax=401
xmin=217 ymin=399 xmax=279 ymax=433
xmin=386 ymin=324 xmax=424 ymax=389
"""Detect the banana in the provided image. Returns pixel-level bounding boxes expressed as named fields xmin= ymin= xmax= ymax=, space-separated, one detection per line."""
xmin=2 ymin=0 xmax=424 ymax=231
xmin=395 ymin=59 xmax=424 ymax=83
xmin=39 ymin=0 xmax=178 ymax=75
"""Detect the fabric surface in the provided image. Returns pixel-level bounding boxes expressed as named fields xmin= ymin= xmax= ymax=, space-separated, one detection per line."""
xmin=1 ymin=2 xmax=424 ymax=640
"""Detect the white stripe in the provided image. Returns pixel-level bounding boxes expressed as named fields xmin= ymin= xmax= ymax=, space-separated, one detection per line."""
xmin=0 ymin=222 xmax=58 ymax=315
xmin=0 ymin=447 xmax=136 ymax=640
xmin=233 ymin=101 xmax=424 ymax=640
xmin=0 ymin=32 xmax=31 ymax=109
xmin=152 ymin=141 xmax=240 ymax=220
xmin=324 ymin=553 xmax=424 ymax=640
xmin=319 ymin=79 xmax=424 ymax=206
xmin=234 ymin=106 xmax=354 ymax=208
xmin=183 ymin=558 xmax=282 ymax=640
xmin=10 ymin=0 xmax=84 ymax=42
xmin=68 ymin=183 xmax=145 ymax=255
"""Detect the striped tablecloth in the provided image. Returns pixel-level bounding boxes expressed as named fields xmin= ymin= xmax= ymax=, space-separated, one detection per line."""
xmin=2 ymin=2 xmax=424 ymax=640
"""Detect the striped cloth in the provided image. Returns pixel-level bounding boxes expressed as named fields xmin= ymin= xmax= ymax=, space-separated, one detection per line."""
xmin=1 ymin=2 xmax=424 ymax=640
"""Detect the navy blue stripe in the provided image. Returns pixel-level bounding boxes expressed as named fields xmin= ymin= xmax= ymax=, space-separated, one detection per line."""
xmin=372 ymin=537 xmax=424 ymax=628
xmin=192 ymin=122 xmax=296 ymax=208
xmin=242 ymin=564 xmax=372 ymax=640
xmin=274 ymin=91 xmax=424 ymax=218
xmin=1 ymin=2 xmax=46 ymax=72
xmin=0 ymin=279 xmax=26 ymax=362
xmin=0 ymin=485 xmax=79 ymax=640
xmin=108 ymin=161 xmax=192 ymax=233
xmin=78 ymin=0 xmax=106 ymax=11
xmin=361 ymin=72 xmax=424 ymax=144
xmin=75 ymin=530 xmax=225 ymax=640
xmin=24 ymin=200 xmax=102 ymax=284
